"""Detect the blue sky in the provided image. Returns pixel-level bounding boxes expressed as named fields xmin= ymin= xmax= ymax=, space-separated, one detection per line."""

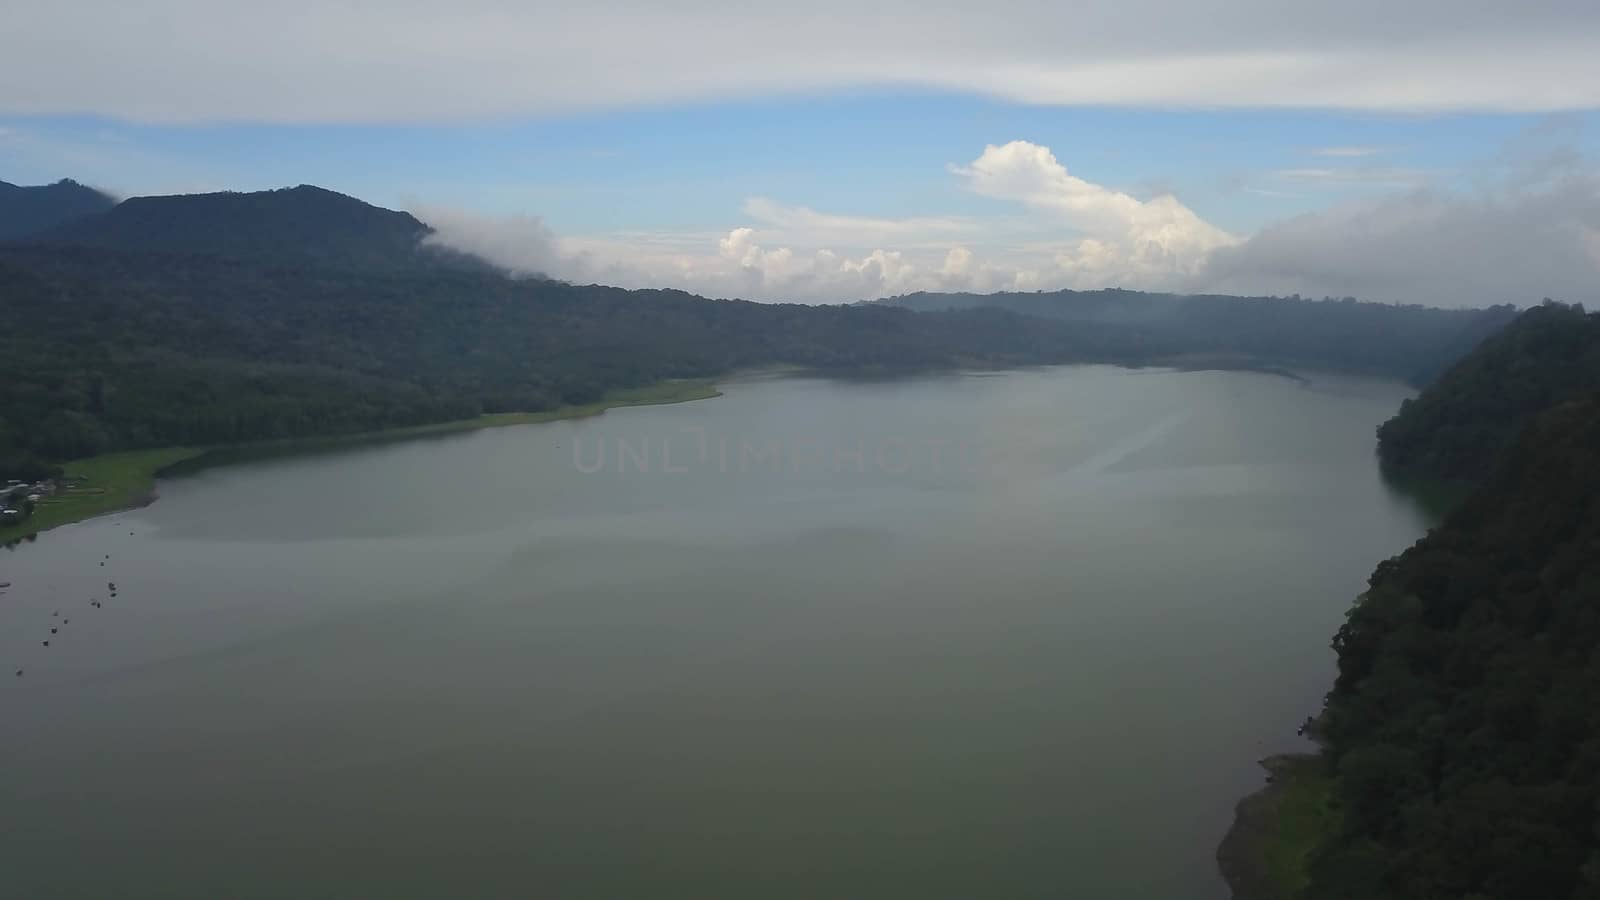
xmin=4 ymin=0 xmax=1600 ymax=306
xmin=3 ymin=100 xmax=1581 ymax=237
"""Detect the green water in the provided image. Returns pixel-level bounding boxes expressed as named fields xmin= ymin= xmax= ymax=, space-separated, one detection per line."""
xmin=0 ymin=367 xmax=1432 ymax=899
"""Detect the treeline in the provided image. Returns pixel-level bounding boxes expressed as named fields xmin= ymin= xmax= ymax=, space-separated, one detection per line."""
xmin=1299 ymin=304 xmax=1600 ymax=899
xmin=881 ymin=288 xmax=1518 ymax=385
xmin=0 ymin=180 xmax=1529 ymax=481
xmin=1377 ymin=301 xmax=1600 ymax=483
xmin=0 ymin=246 xmax=1164 ymax=476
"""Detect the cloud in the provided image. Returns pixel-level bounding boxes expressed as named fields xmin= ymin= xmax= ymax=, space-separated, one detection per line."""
xmin=422 ymin=134 xmax=1600 ymax=308
xmin=740 ymin=198 xmax=978 ymax=247
xmin=414 ymin=206 xmax=565 ymax=278
xmin=421 ymin=140 xmax=1238 ymax=301
xmin=1201 ymin=121 xmax=1600 ymax=307
xmin=952 ymin=141 xmax=1238 ymax=282
xmin=426 ymin=213 xmax=1026 ymax=303
xmin=1311 ymin=146 xmax=1389 ymax=158
xmin=3 ymin=1 xmax=1600 ymax=122
xmin=1268 ymin=167 xmax=1437 ymax=189
xmin=1243 ymin=187 xmax=1304 ymax=199
xmin=1198 ymin=174 xmax=1600 ymax=307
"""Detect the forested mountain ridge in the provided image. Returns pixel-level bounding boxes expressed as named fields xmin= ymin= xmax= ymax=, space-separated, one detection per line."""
xmin=1376 ymin=301 xmax=1600 ymax=484
xmin=1304 ymin=390 xmax=1600 ymax=900
xmin=18 ymin=184 xmax=439 ymax=270
xmin=880 ymin=289 xmax=1518 ymax=385
xmin=0 ymin=180 xmax=1527 ymax=484
xmin=0 ymin=244 xmax=1165 ymax=476
xmin=0 ymin=178 xmax=117 ymax=241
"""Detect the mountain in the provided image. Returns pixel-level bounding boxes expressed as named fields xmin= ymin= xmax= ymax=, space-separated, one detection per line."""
xmin=879 ymin=289 xmax=1518 ymax=385
xmin=23 ymin=184 xmax=436 ymax=270
xmin=0 ymin=180 xmax=1529 ymax=481
xmin=1304 ymin=389 xmax=1600 ymax=900
xmin=1376 ymin=301 xmax=1600 ymax=483
xmin=0 ymin=178 xmax=116 ymax=241
xmin=0 ymin=245 xmax=1160 ymax=475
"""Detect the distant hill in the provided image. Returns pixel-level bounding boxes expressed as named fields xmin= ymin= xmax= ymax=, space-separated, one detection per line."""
xmin=0 ymin=178 xmax=116 ymax=241
xmin=0 ymin=179 xmax=1535 ymax=481
xmin=0 ymin=245 xmax=1163 ymax=473
xmin=1376 ymin=301 xmax=1600 ymax=483
xmin=23 ymin=184 xmax=436 ymax=270
xmin=879 ymin=289 xmax=1518 ymax=385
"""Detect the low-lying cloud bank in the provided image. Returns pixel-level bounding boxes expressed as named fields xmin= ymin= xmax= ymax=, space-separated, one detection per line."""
xmin=1202 ymin=175 xmax=1600 ymax=307
xmin=422 ymin=139 xmax=1600 ymax=308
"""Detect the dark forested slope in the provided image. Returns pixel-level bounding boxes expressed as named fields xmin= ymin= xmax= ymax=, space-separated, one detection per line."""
xmin=1376 ymin=301 xmax=1600 ymax=483
xmin=22 ymin=185 xmax=435 ymax=270
xmin=0 ymin=179 xmax=116 ymax=241
xmin=0 ymin=245 xmax=1161 ymax=473
xmin=1285 ymin=302 xmax=1600 ymax=899
xmin=1308 ymin=391 xmax=1600 ymax=900
xmin=882 ymin=289 xmax=1518 ymax=384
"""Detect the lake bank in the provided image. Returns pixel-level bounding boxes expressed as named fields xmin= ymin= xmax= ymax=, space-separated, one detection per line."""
xmin=1217 ymin=754 xmax=1337 ymax=900
xmin=0 ymin=380 xmax=720 ymax=544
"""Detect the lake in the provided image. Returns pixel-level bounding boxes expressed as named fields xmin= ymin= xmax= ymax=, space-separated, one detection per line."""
xmin=0 ymin=366 xmax=1432 ymax=899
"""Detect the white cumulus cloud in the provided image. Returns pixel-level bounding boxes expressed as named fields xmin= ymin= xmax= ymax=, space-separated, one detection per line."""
xmin=420 ymin=140 xmax=1237 ymax=301
xmin=953 ymin=141 xmax=1239 ymax=284
xmin=419 ymin=135 xmax=1600 ymax=308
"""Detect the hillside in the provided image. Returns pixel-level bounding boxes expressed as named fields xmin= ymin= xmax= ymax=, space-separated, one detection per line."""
xmin=22 ymin=185 xmax=436 ymax=270
xmin=1301 ymin=390 xmax=1600 ymax=900
xmin=0 ymin=178 xmax=116 ymax=241
xmin=1376 ymin=301 xmax=1600 ymax=483
xmin=1231 ymin=300 xmax=1600 ymax=900
xmin=881 ymin=289 xmax=1517 ymax=385
xmin=0 ymin=181 xmax=1528 ymax=485
xmin=0 ymin=245 xmax=1163 ymax=478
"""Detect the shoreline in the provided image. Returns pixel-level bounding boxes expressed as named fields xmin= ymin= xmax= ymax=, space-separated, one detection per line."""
xmin=2 ymin=359 xmax=1400 ymax=547
xmin=0 ymin=380 xmax=720 ymax=545
xmin=1216 ymin=753 xmax=1335 ymax=900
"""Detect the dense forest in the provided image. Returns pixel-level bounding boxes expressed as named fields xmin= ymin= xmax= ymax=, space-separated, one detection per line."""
xmin=1297 ymin=304 xmax=1600 ymax=900
xmin=882 ymin=289 xmax=1518 ymax=386
xmin=0 ymin=181 xmax=1523 ymax=482
xmin=1377 ymin=301 xmax=1600 ymax=483
xmin=0 ymin=245 xmax=1168 ymax=478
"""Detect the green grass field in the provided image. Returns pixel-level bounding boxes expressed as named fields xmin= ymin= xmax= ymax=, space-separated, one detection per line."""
xmin=1 ymin=380 xmax=719 ymax=543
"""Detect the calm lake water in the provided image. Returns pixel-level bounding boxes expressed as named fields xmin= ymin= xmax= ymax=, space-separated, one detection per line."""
xmin=0 ymin=367 xmax=1432 ymax=899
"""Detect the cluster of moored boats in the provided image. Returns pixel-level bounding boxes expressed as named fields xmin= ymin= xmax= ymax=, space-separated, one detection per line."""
xmin=10 ymin=534 xmax=128 ymax=678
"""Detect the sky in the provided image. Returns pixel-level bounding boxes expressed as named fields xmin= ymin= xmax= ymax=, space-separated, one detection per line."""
xmin=3 ymin=0 xmax=1600 ymax=306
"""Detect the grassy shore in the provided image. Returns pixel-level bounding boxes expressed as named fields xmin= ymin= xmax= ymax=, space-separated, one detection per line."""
xmin=0 ymin=379 xmax=719 ymax=544
xmin=1216 ymin=753 xmax=1338 ymax=900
